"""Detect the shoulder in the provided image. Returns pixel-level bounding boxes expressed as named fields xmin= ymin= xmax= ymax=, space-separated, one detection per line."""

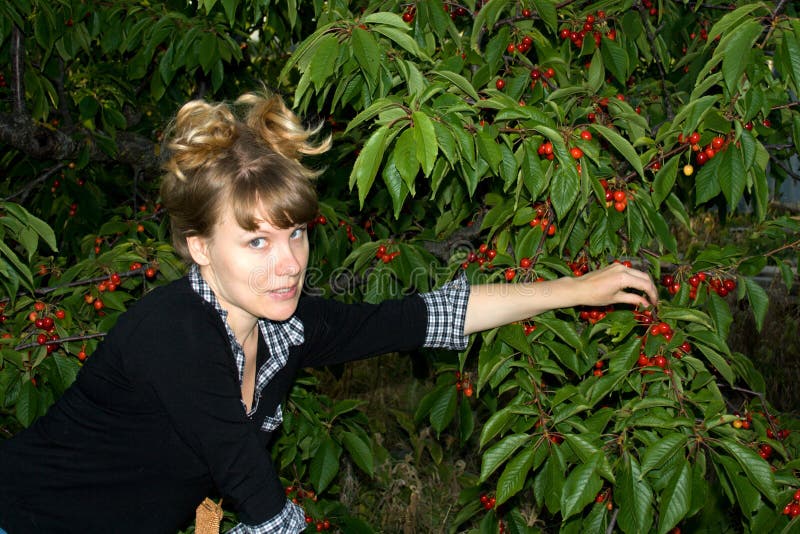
xmin=111 ymin=277 xmax=223 ymax=344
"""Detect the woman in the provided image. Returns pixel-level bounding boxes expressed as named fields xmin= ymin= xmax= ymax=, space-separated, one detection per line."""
xmin=0 ymin=91 xmax=657 ymax=533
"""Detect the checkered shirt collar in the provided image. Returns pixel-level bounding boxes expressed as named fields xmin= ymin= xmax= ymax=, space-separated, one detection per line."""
xmin=188 ymin=264 xmax=304 ymax=420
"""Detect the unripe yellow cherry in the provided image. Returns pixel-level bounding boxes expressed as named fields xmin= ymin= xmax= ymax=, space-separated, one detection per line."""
xmin=683 ymin=164 xmax=694 ymax=176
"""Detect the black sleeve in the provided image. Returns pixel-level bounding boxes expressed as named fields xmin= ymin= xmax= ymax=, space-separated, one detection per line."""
xmin=125 ymin=306 xmax=286 ymax=524
xmin=294 ymin=294 xmax=429 ymax=368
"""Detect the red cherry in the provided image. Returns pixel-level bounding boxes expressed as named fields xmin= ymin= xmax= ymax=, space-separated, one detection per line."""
xmin=559 ymin=28 xmax=571 ymax=39
xmin=520 ymin=257 xmax=532 ymax=269
xmin=613 ymin=202 xmax=626 ymax=212
xmin=688 ymin=132 xmax=701 ymax=145
xmin=580 ymin=130 xmax=592 ymax=140
xmin=570 ymin=147 xmax=584 ymax=159
xmin=495 ymin=78 xmax=506 ymax=90
xmin=711 ymin=136 xmax=725 ymax=150
xmin=55 ymin=309 xmax=66 ymax=320
xmin=522 ymin=9 xmax=532 ymax=17
xmin=402 ymin=11 xmax=414 ymax=23
xmin=613 ymin=190 xmax=626 ymax=202
xmin=505 ymin=268 xmax=516 ymax=281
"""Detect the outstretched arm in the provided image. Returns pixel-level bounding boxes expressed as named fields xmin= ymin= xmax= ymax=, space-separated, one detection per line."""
xmin=463 ymin=262 xmax=658 ymax=335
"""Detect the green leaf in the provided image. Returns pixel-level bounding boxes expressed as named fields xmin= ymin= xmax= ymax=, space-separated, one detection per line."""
xmin=429 ymin=383 xmax=457 ymax=433
xmin=308 ymin=33 xmax=339 ymax=89
xmin=694 ymin=154 xmax=722 ymax=205
xmin=412 ymin=111 xmax=438 ymax=176
xmin=535 ymin=316 xmax=582 ymax=350
xmin=590 ymin=124 xmax=644 ymax=178
xmin=673 ymin=95 xmax=719 ymax=134
xmin=476 ymin=130 xmax=503 ymax=173
xmin=16 ymin=379 xmax=40 ymax=427
xmin=309 ymin=436 xmax=342 ymax=493
xmin=600 ymin=35 xmax=629 ymax=84
xmin=561 ymin=454 xmax=602 ymax=520
xmin=531 ymin=0 xmax=557 ymax=33
xmin=640 ymin=433 xmax=687 ymax=477
xmin=351 ymin=26 xmax=381 ymax=83
xmin=705 ymin=3 xmax=763 ymax=44
xmin=393 ymin=127 xmax=419 ymax=186
xmin=44 ymin=355 xmax=80 ymax=396
xmin=496 ymin=443 xmax=537 ymax=505
xmin=432 ymin=70 xmax=480 ymax=101
xmin=714 ymin=438 xmax=777 ymax=504
xmin=480 ymin=433 xmax=530 ymax=482
xmin=717 ymin=147 xmax=746 ymax=207
xmin=694 ymin=342 xmax=735 ymax=385
xmin=381 ymin=155 xmax=410 ymax=218
xmin=742 ymin=276 xmax=769 ymax=332
xmin=616 ymin=455 xmax=654 ymax=534
xmin=781 ymin=30 xmax=800 ymax=95
xmin=371 ymin=24 xmax=427 ymax=60
xmin=706 ymin=291 xmax=734 ymax=339
xmin=362 ymin=12 xmax=410 ymax=29
xmin=350 ymin=126 xmax=390 ymax=207
xmin=652 ymin=156 xmax=680 ymax=208
xmin=637 ymin=198 xmax=677 ymax=254
xmin=479 ymin=406 xmax=515 ymax=449
xmin=0 ymin=238 xmax=34 ymax=291
xmin=719 ymin=20 xmax=762 ymax=94
xmin=341 ymin=431 xmax=375 ymax=477
xmin=549 ymin=160 xmax=580 ymax=218
xmin=657 ymin=459 xmax=692 ymax=534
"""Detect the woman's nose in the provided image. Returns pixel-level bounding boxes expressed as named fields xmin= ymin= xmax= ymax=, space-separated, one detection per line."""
xmin=273 ymin=244 xmax=302 ymax=277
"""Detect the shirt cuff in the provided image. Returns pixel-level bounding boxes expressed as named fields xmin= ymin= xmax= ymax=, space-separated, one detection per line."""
xmin=226 ymin=500 xmax=305 ymax=534
xmin=419 ymin=271 xmax=470 ymax=351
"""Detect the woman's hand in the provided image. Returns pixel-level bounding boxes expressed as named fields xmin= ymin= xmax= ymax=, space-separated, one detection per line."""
xmin=571 ymin=262 xmax=658 ymax=309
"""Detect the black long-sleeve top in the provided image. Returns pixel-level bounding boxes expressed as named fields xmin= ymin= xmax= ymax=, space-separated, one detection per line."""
xmin=0 ymin=273 xmax=469 ymax=534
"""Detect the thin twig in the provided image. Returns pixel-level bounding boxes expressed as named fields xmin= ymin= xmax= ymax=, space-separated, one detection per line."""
xmin=3 ymin=163 xmax=65 ymax=203
xmin=635 ymin=3 xmax=674 ymax=120
xmin=0 ymin=267 xmax=149 ymax=304
xmin=15 ymin=332 xmax=106 ymax=352
xmin=605 ymin=507 xmax=619 ymax=534
xmin=11 ymin=26 xmax=25 ymax=115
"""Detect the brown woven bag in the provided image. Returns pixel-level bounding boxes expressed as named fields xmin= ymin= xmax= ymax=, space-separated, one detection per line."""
xmin=195 ymin=497 xmax=224 ymax=534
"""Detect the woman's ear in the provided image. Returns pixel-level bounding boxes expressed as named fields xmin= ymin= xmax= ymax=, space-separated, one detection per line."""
xmin=186 ymin=235 xmax=211 ymax=266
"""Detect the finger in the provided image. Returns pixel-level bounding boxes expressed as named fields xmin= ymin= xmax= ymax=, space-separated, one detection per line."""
xmin=614 ymin=291 xmax=652 ymax=309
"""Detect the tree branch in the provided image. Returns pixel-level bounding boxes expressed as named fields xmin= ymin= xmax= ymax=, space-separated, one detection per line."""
xmin=0 ymin=112 xmax=161 ymax=173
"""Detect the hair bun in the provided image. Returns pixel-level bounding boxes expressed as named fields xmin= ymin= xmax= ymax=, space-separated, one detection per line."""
xmin=162 ymin=101 xmax=239 ymax=182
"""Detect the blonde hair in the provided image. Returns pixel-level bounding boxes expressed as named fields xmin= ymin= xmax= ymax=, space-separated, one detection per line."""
xmin=160 ymin=91 xmax=331 ymax=263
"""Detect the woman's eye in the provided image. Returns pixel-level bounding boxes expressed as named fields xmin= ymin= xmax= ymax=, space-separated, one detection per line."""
xmin=291 ymin=226 xmax=307 ymax=239
xmin=249 ymin=237 xmax=266 ymax=249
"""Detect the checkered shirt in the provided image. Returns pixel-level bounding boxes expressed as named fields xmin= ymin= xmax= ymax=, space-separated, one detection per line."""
xmin=189 ymin=265 xmax=470 ymax=532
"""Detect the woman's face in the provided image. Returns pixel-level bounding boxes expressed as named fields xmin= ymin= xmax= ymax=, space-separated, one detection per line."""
xmin=188 ymin=203 xmax=309 ymax=325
